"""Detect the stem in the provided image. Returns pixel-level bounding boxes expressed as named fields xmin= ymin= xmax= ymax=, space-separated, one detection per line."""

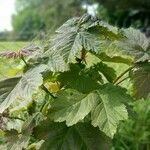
xmin=40 ymin=100 xmax=47 ymax=112
xmin=41 ymin=84 xmax=56 ymax=99
xmin=113 ymin=66 xmax=134 ymax=84
xmin=81 ymin=48 xmax=87 ymax=64
xmin=115 ymin=76 xmax=129 ymax=85
xmin=40 ymin=95 xmax=50 ymax=113
xmin=21 ymin=55 xmax=29 ymax=67
xmin=4 ymin=116 xmax=25 ymax=121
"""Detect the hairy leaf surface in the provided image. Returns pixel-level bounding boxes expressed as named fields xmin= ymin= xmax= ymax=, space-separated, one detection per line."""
xmin=48 ymin=14 xmax=119 ymax=64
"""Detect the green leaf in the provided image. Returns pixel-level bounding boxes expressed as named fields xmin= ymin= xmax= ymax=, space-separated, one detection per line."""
xmin=52 ymin=25 xmax=101 ymax=62
xmin=97 ymin=52 xmax=133 ymax=65
xmin=51 ymin=21 xmax=82 ymax=63
xmin=87 ymin=21 xmax=121 ymax=42
xmin=90 ymin=21 xmax=120 ymax=40
xmin=91 ymin=84 xmax=131 ymax=138
xmin=130 ymin=63 xmax=150 ymax=99
xmin=58 ymin=63 xmax=100 ymax=93
xmin=99 ymin=21 xmax=118 ymax=34
xmin=91 ymin=39 xmax=133 ymax=65
xmin=33 ymin=120 xmax=110 ymax=150
xmin=87 ymin=62 xmax=117 ymax=83
xmin=29 ymin=18 xmax=79 ymax=72
xmin=118 ymin=28 xmax=150 ymax=62
xmin=0 ymin=65 xmax=47 ymax=113
xmin=49 ymin=83 xmax=131 ymax=138
xmin=49 ymin=89 xmax=98 ymax=126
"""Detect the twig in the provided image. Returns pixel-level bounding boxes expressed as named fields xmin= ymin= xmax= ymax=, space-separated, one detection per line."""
xmin=21 ymin=55 xmax=29 ymax=67
xmin=113 ymin=66 xmax=134 ymax=84
xmin=3 ymin=116 xmax=25 ymax=121
xmin=115 ymin=76 xmax=129 ymax=85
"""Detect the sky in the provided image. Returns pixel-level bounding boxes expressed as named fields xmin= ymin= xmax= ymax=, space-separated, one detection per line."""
xmin=0 ymin=0 xmax=16 ymax=31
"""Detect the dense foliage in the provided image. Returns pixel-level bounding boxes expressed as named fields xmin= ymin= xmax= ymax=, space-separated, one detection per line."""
xmin=0 ymin=14 xmax=150 ymax=149
xmin=93 ymin=0 xmax=150 ymax=29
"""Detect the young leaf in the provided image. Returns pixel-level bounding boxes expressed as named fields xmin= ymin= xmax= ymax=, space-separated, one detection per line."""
xmin=33 ymin=120 xmax=110 ymax=150
xmin=91 ymin=84 xmax=131 ymax=138
xmin=0 ymin=65 xmax=47 ymax=113
xmin=0 ymin=45 xmax=40 ymax=59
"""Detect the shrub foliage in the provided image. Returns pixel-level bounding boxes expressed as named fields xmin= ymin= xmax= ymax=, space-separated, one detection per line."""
xmin=0 ymin=14 xmax=150 ymax=149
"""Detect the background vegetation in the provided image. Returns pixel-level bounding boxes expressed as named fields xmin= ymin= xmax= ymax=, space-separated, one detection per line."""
xmin=0 ymin=0 xmax=150 ymax=41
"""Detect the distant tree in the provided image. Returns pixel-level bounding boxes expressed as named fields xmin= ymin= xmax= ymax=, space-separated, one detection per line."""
xmin=12 ymin=8 xmax=45 ymax=40
xmin=12 ymin=0 xmax=85 ymax=40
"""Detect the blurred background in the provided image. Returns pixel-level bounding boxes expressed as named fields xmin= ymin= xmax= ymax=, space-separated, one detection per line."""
xmin=0 ymin=0 xmax=150 ymax=41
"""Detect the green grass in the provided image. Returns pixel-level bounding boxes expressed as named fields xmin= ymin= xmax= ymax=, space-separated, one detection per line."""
xmin=0 ymin=41 xmax=27 ymax=51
